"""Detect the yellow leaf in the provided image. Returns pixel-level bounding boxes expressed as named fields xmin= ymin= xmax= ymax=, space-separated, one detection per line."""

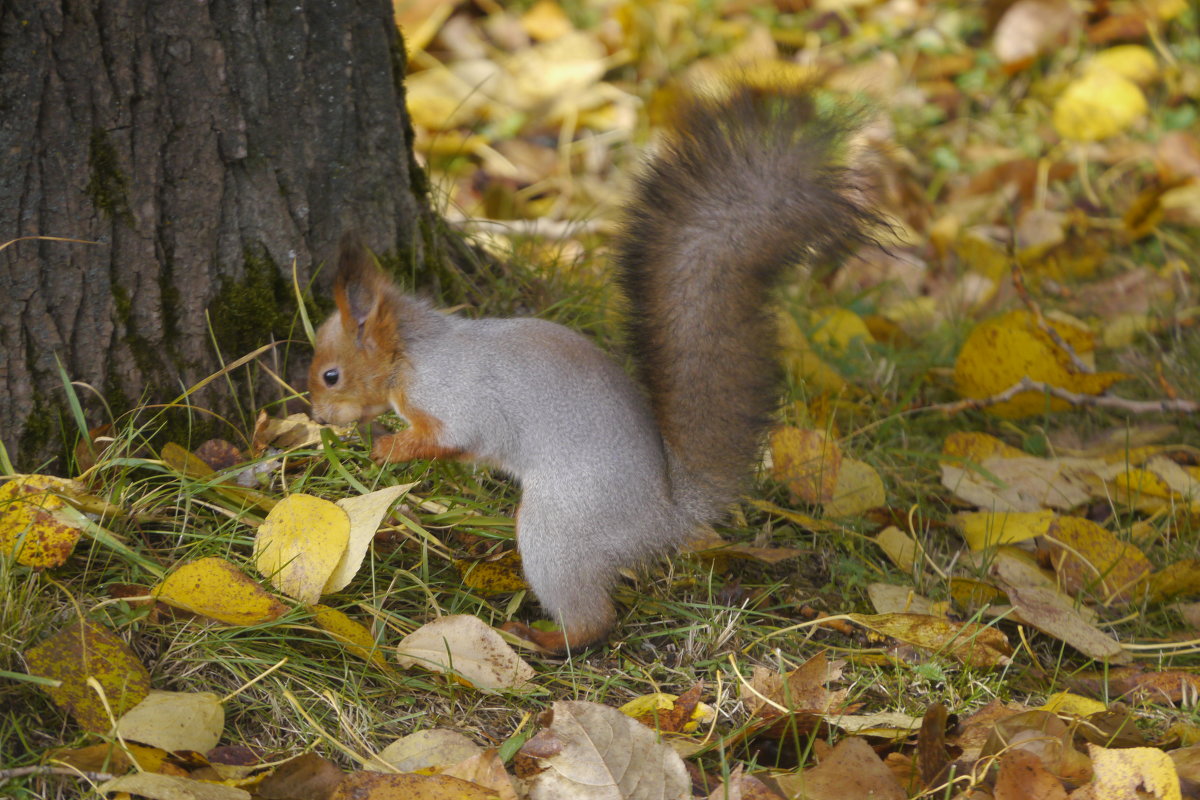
xmin=311 ymin=604 xmax=396 ymax=674
xmin=824 ymin=458 xmax=886 ymax=519
xmin=521 ymin=0 xmax=573 ymax=41
xmin=1045 ymin=515 xmax=1151 ymax=604
xmin=154 ymin=557 xmax=288 ymax=626
xmin=770 ymin=427 xmax=842 ymax=505
xmin=954 ymin=510 xmax=1056 ymax=550
xmin=116 ymin=690 xmax=224 ymax=754
xmin=953 ymin=310 xmax=1128 ymax=418
xmin=949 ymin=577 xmax=1007 ymax=610
xmin=1053 ymin=71 xmax=1148 ymax=142
xmin=1086 ymin=45 xmax=1159 ymax=85
xmin=808 ymin=307 xmax=875 ymax=354
xmin=941 ymin=431 xmax=1027 ymax=464
xmin=455 ymin=550 xmax=529 ymax=595
xmin=845 ymin=613 xmax=1012 ymax=667
xmin=778 ymin=312 xmax=848 ymax=393
xmin=873 ymin=526 xmax=923 ymax=572
xmin=1086 ymin=744 xmax=1182 ymax=800
xmin=325 ymin=483 xmax=416 ymax=594
xmin=1041 ymin=690 xmax=1107 ymax=716
xmin=254 ymin=494 xmax=350 ymax=604
xmin=0 ymin=476 xmax=85 ymax=568
xmin=25 ymin=619 xmax=151 ymax=733
xmin=1147 ymin=560 xmax=1200 ymax=603
xmin=618 ymin=692 xmax=715 ymax=734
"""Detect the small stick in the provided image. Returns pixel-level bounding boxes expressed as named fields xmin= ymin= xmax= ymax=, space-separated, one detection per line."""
xmin=926 ymin=376 xmax=1200 ymax=415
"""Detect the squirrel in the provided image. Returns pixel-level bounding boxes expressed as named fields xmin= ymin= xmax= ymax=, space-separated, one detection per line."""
xmin=308 ymin=84 xmax=874 ymax=654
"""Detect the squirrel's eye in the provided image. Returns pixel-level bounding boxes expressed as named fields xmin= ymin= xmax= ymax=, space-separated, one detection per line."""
xmin=322 ymin=368 xmax=340 ymax=387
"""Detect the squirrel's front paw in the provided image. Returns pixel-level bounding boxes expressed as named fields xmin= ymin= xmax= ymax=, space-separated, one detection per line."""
xmin=370 ymin=433 xmax=406 ymax=464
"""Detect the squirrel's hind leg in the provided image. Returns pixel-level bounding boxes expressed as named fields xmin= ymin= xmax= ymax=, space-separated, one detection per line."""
xmin=503 ymin=507 xmax=618 ymax=654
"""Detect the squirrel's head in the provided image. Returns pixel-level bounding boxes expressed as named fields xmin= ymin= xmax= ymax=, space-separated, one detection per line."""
xmin=308 ymin=236 xmax=402 ymax=426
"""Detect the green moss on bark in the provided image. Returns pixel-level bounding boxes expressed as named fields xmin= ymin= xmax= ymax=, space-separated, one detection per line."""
xmin=208 ymin=248 xmax=298 ymax=358
xmin=86 ymin=128 xmax=133 ymax=225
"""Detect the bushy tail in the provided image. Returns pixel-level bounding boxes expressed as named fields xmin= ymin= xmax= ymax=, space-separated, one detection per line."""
xmin=615 ymin=83 xmax=876 ymax=520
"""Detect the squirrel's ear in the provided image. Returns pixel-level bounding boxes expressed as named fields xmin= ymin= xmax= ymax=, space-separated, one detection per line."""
xmin=332 ymin=233 xmax=384 ymax=332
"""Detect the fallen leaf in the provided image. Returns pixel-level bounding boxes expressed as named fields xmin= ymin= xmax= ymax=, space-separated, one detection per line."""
xmin=441 ymin=748 xmax=520 ymax=800
xmin=25 ymin=619 xmax=151 ymax=733
xmin=867 ymin=583 xmax=938 ymax=615
xmin=516 ymin=700 xmax=691 ymax=800
xmin=154 ymin=557 xmax=289 ymax=626
xmin=619 ymin=685 xmax=713 ymax=734
xmin=116 ymin=690 xmax=224 ymax=754
xmin=824 ymin=458 xmax=886 ymax=518
xmin=770 ymin=427 xmax=842 ymax=504
xmin=992 ymin=0 xmax=1080 ymax=70
xmin=395 ymin=614 xmax=534 ymax=691
xmin=376 ymin=729 xmax=484 ymax=772
xmin=845 ymin=613 xmax=1013 ymax=667
xmin=329 ymin=771 xmax=497 ymax=800
xmin=98 ymin=772 xmax=251 ymax=799
xmin=311 ymin=605 xmax=395 ymax=674
xmin=1043 ymin=515 xmax=1151 ymax=604
xmin=325 ymin=483 xmax=416 ymax=593
xmin=953 ymin=310 xmax=1128 ymax=418
xmin=954 ymin=510 xmax=1056 ymax=550
xmin=990 ymin=554 xmax=1131 ymax=663
xmin=455 ymin=550 xmax=529 ymax=595
xmin=1053 ymin=71 xmax=1148 ymax=142
xmin=255 ymin=752 xmax=345 ymax=800
xmin=0 ymin=475 xmax=87 ymax=568
xmin=1084 ymin=744 xmax=1182 ymax=800
xmin=873 ymin=526 xmax=924 ymax=572
xmin=773 ymin=737 xmax=905 ymax=800
xmin=254 ymin=494 xmax=350 ymax=604
xmin=994 ymin=747 xmax=1068 ymax=800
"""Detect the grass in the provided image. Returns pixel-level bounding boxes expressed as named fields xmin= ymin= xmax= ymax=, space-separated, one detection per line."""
xmin=4 ymin=3 xmax=1200 ymax=798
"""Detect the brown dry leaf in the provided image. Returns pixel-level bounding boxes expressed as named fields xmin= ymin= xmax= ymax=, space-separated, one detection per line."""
xmin=116 ymin=690 xmax=224 ymax=754
xmin=441 ymin=749 xmax=519 ymax=800
xmin=49 ymin=742 xmax=171 ymax=776
xmin=98 ymin=772 xmax=251 ymax=800
xmin=705 ymin=764 xmax=784 ymax=800
xmin=329 ymin=771 xmax=497 ymax=800
xmin=994 ymin=744 xmax=1069 ymax=800
xmin=916 ymin=703 xmax=950 ymax=790
xmin=992 ymin=0 xmax=1081 ymax=71
xmin=989 ymin=554 xmax=1130 ymax=663
xmin=0 ymin=475 xmax=89 ymax=568
xmin=256 ymin=752 xmax=345 ymax=800
xmin=1044 ymin=515 xmax=1151 ymax=604
xmin=744 ymin=651 xmax=847 ymax=719
xmin=516 ymin=700 xmax=691 ymax=800
xmin=953 ymin=310 xmax=1128 ymax=418
xmin=455 ymin=550 xmax=529 ymax=595
xmin=25 ymin=619 xmax=151 ymax=733
xmin=1101 ymin=667 xmax=1200 ymax=705
xmin=619 ymin=684 xmax=713 ymax=734
xmin=252 ymin=411 xmax=344 ymax=454
xmin=154 ymin=557 xmax=288 ymax=626
xmin=395 ymin=614 xmax=534 ymax=692
xmin=942 ymin=455 xmax=1099 ymax=512
xmin=982 ymin=710 xmax=1094 ymax=785
xmin=772 ymin=737 xmax=905 ymax=800
xmin=845 ymin=613 xmax=1013 ymax=667
xmin=376 ymin=729 xmax=483 ymax=772
xmin=770 ymin=427 xmax=842 ymax=504
xmin=1080 ymin=744 xmax=1182 ymax=800
xmin=867 ymin=583 xmax=939 ymax=616
xmin=254 ymin=494 xmax=350 ymax=605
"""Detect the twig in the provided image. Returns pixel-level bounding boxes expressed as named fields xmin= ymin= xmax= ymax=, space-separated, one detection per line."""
xmin=1011 ymin=267 xmax=1093 ymax=373
xmin=926 ymin=376 xmax=1200 ymax=415
xmin=0 ymin=765 xmax=114 ymax=782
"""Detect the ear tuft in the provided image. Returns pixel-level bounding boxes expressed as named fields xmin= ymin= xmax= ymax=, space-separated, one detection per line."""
xmin=332 ymin=232 xmax=384 ymax=328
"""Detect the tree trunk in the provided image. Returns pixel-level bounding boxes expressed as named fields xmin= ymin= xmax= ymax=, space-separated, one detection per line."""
xmin=0 ymin=0 xmax=464 ymax=470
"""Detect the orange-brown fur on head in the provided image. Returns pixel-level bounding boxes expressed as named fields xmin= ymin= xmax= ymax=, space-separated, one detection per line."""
xmin=308 ymin=235 xmax=407 ymax=426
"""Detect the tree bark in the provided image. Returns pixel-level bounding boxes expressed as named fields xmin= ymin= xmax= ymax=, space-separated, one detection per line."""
xmin=0 ymin=0 xmax=461 ymax=470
